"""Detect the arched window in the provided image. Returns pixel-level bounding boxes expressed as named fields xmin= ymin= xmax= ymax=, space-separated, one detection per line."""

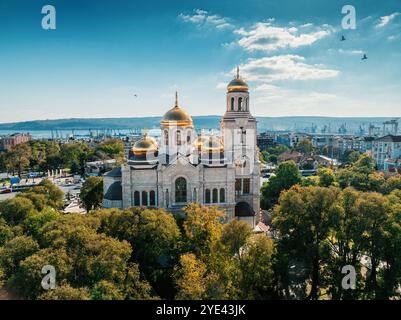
xmin=175 ymin=177 xmax=187 ymax=203
xmin=134 ymin=191 xmax=140 ymax=206
xmin=142 ymin=191 xmax=148 ymax=206
xmin=164 ymin=130 xmax=169 ymax=145
xmin=205 ymin=189 xmax=211 ymax=204
xmin=238 ymin=97 xmax=243 ymax=111
xmin=212 ymin=188 xmax=218 ymax=203
xmin=187 ymin=131 xmax=191 ymax=144
xmin=166 ymin=189 xmax=169 ymax=207
xmin=220 ymin=188 xmax=225 ymax=203
xmin=245 ymin=97 xmax=248 ymax=110
xmin=176 ymin=130 xmax=182 ymax=146
xmin=230 ymin=97 xmax=234 ymax=111
xmin=150 ymin=190 xmax=156 ymax=206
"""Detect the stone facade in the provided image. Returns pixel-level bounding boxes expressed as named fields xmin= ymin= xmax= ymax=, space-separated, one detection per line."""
xmin=103 ymin=70 xmax=260 ymax=227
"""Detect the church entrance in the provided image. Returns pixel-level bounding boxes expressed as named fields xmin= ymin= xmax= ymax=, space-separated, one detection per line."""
xmin=175 ymin=177 xmax=187 ymax=203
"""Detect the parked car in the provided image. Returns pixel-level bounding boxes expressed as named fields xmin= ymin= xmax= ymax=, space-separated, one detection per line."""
xmin=0 ymin=188 xmax=12 ymax=194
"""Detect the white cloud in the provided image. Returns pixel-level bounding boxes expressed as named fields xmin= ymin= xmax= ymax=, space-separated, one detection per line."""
xmin=237 ymin=55 xmax=339 ymax=83
xmin=235 ymin=22 xmax=333 ymax=52
xmin=179 ymin=9 xmax=234 ymax=30
xmin=300 ymin=23 xmax=314 ymax=28
xmin=377 ymin=12 xmax=400 ymax=28
xmin=338 ymin=49 xmax=364 ymax=55
xmin=388 ymin=34 xmax=400 ymax=41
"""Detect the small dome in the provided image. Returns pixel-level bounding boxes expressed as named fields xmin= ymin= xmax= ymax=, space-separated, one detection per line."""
xmin=132 ymin=132 xmax=158 ymax=155
xmin=161 ymin=92 xmax=193 ymax=128
xmin=195 ymin=134 xmax=224 ymax=153
xmin=227 ymin=66 xmax=249 ymax=92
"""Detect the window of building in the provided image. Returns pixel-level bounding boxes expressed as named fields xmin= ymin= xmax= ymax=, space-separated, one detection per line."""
xmin=142 ymin=191 xmax=148 ymax=206
xmin=175 ymin=177 xmax=187 ymax=203
xmin=238 ymin=97 xmax=243 ymax=111
xmin=231 ymin=97 xmax=234 ymax=111
xmin=134 ymin=191 xmax=140 ymax=206
xmin=187 ymin=132 xmax=191 ymax=144
xmin=243 ymin=178 xmax=250 ymax=194
xmin=212 ymin=188 xmax=218 ymax=203
xmin=219 ymin=188 xmax=225 ymax=203
xmin=205 ymin=189 xmax=211 ymax=204
xmin=150 ymin=190 xmax=156 ymax=206
xmin=176 ymin=130 xmax=182 ymax=146
xmin=164 ymin=130 xmax=169 ymax=145
xmin=235 ymin=179 xmax=241 ymax=195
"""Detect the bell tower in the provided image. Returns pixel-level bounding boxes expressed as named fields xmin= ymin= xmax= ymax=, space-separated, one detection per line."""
xmin=225 ymin=66 xmax=250 ymax=113
xmin=220 ymin=66 xmax=260 ymax=220
xmin=221 ymin=67 xmax=257 ymax=164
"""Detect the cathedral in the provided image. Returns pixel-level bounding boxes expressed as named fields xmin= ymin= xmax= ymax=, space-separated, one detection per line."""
xmin=103 ymin=68 xmax=260 ymax=227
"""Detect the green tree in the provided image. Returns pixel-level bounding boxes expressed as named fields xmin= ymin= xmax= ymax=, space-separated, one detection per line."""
xmin=80 ymin=177 xmax=103 ymax=212
xmin=273 ymin=185 xmax=340 ymax=300
xmin=295 ymin=138 xmax=314 ymax=154
xmin=25 ymin=179 xmax=64 ymax=209
xmin=38 ymin=283 xmax=91 ymax=300
xmin=324 ymin=188 xmax=365 ymax=300
xmin=96 ymin=139 xmax=125 ymax=161
xmin=355 ymin=192 xmax=390 ymax=299
xmin=261 ymin=161 xmax=302 ymax=209
xmin=91 ymin=280 xmax=124 ymax=300
xmin=10 ymin=248 xmax=72 ymax=299
xmin=0 ymin=236 xmax=39 ymax=278
xmin=221 ymin=220 xmax=253 ymax=257
xmin=60 ymin=142 xmax=93 ymax=175
xmin=0 ymin=197 xmax=35 ymax=226
xmin=237 ymin=235 xmax=278 ymax=299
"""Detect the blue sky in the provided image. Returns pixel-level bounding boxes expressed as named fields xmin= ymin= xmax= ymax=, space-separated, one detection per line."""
xmin=0 ymin=0 xmax=400 ymax=122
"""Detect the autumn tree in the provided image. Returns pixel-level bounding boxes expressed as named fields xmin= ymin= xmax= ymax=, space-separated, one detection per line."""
xmin=317 ymin=167 xmax=335 ymax=187
xmin=4 ymin=143 xmax=32 ymax=176
xmin=174 ymin=253 xmax=209 ymax=300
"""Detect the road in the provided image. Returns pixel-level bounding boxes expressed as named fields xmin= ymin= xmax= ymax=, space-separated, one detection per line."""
xmin=0 ymin=181 xmax=82 ymax=202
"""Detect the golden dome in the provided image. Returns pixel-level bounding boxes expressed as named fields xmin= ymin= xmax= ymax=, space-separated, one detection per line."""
xmin=227 ymin=66 xmax=248 ymax=92
xmin=161 ymin=92 xmax=193 ymax=128
xmin=132 ymin=132 xmax=158 ymax=155
xmin=195 ymin=134 xmax=224 ymax=153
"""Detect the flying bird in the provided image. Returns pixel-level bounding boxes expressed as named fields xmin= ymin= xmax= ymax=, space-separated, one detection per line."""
xmin=133 ymin=94 xmax=138 ymax=97
xmin=362 ymin=54 xmax=368 ymax=60
xmin=341 ymin=35 xmax=346 ymax=41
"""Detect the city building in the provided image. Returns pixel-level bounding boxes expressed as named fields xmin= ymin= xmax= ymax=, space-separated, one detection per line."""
xmin=257 ymin=133 xmax=277 ymax=152
xmin=103 ymin=69 xmax=261 ymax=227
xmin=0 ymin=133 xmax=32 ymax=151
xmin=372 ymin=135 xmax=401 ymax=170
xmin=85 ymin=159 xmax=117 ymax=176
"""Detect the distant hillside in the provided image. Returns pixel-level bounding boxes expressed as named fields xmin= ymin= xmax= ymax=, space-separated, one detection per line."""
xmin=0 ymin=116 xmax=398 ymax=132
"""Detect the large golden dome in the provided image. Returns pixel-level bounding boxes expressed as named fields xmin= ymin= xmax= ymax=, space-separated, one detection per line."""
xmin=132 ymin=132 xmax=158 ymax=155
xmin=161 ymin=92 xmax=193 ymax=128
xmin=227 ymin=66 xmax=248 ymax=92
